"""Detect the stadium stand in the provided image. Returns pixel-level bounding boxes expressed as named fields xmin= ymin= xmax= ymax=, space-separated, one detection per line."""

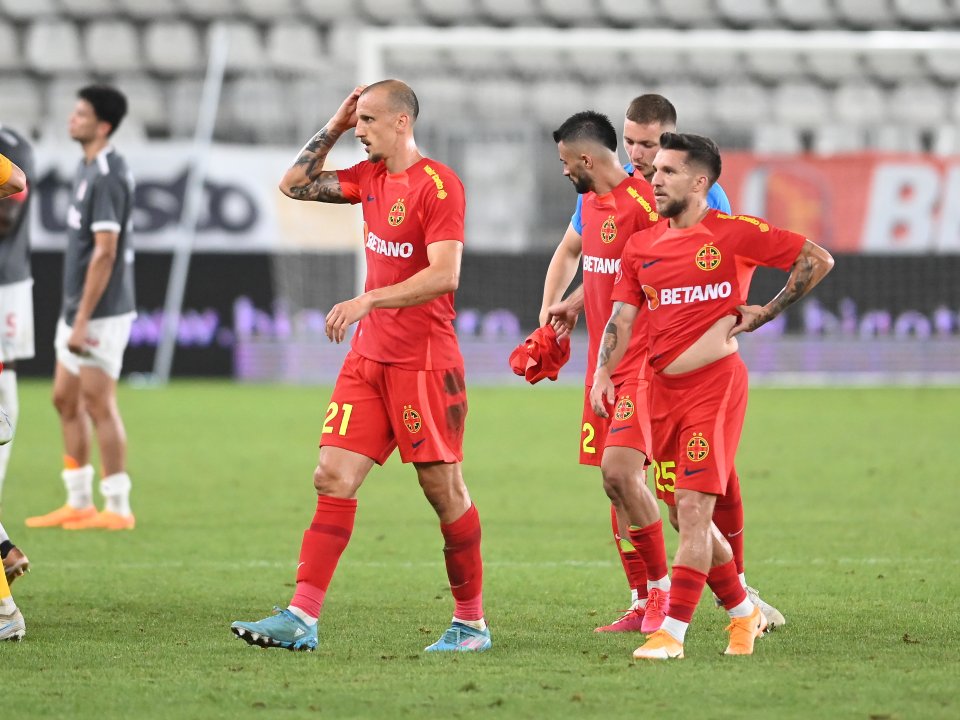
xmin=0 ymin=0 xmax=955 ymax=153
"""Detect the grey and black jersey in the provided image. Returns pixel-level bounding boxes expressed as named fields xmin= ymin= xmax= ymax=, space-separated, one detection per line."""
xmin=62 ymin=146 xmax=136 ymax=324
xmin=0 ymin=125 xmax=34 ymax=285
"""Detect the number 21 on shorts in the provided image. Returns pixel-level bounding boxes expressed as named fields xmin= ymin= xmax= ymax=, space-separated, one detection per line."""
xmin=322 ymin=401 xmax=354 ymax=436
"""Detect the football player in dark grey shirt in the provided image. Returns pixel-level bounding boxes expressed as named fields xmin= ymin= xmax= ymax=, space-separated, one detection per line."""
xmin=26 ymin=85 xmax=138 ymax=533
xmin=0 ymin=126 xmax=32 ymax=599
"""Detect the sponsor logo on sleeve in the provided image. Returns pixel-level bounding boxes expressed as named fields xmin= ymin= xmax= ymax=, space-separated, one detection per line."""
xmin=627 ymin=185 xmax=659 ymax=222
xmin=423 ymin=165 xmax=448 ymax=199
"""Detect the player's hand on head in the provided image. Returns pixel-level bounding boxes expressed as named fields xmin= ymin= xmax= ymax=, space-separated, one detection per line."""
xmin=332 ymin=86 xmax=366 ymax=130
xmin=729 ymin=304 xmax=766 ymax=338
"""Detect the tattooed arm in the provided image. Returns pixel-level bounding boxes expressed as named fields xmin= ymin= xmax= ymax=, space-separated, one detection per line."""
xmin=589 ymin=301 xmax=639 ymax=418
xmin=729 ymin=239 xmax=834 ymax=338
xmin=279 ymin=86 xmax=365 ymax=203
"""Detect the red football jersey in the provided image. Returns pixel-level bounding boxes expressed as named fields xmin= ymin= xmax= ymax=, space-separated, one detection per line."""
xmin=337 ymin=157 xmax=465 ymax=370
xmin=613 ymin=210 xmax=807 ymax=373
xmin=580 ymin=174 xmax=659 ymax=386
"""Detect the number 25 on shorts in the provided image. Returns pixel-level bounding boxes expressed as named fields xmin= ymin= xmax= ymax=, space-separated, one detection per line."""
xmin=322 ymin=401 xmax=354 ymax=436
xmin=654 ymin=460 xmax=676 ymax=494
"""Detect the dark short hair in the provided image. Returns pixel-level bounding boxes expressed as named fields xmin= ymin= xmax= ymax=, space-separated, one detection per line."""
xmin=552 ymin=111 xmax=617 ymax=152
xmin=77 ymin=84 xmax=127 ymax=136
xmin=659 ymin=132 xmax=721 ymax=186
xmin=625 ymin=94 xmax=677 ymax=127
xmin=361 ymin=79 xmax=419 ymax=121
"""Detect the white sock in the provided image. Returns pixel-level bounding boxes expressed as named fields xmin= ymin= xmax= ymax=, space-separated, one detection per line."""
xmin=647 ymin=575 xmax=671 ymax=593
xmin=739 ymin=572 xmax=748 ymax=590
xmin=453 ymin=616 xmax=486 ymax=631
xmin=630 ymin=588 xmax=640 ymax=606
xmin=100 ymin=472 xmax=132 ymax=516
xmin=63 ymin=465 xmax=95 ymax=509
xmin=0 ymin=595 xmax=16 ymax=613
xmin=0 ymin=370 xmax=17 ymax=500
xmin=287 ymin=605 xmax=318 ymax=626
xmin=728 ymin=597 xmax=755 ymax=619
xmin=660 ymin=616 xmax=688 ymax=643
xmin=0 ymin=520 xmax=9 ymax=544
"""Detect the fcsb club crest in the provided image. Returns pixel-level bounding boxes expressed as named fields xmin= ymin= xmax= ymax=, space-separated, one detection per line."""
xmin=696 ymin=243 xmax=721 ymax=271
xmin=388 ymin=198 xmax=406 ymax=227
xmin=686 ymin=432 xmax=709 ymax=462
xmin=402 ymin=404 xmax=422 ymax=434
xmin=614 ymin=396 xmax=635 ymax=421
xmin=600 ymin=215 xmax=617 ymax=244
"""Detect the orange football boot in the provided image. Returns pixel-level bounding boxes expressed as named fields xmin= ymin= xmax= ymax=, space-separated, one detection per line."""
xmin=724 ymin=605 xmax=768 ymax=655
xmin=63 ymin=510 xmax=135 ymax=531
xmin=25 ymin=504 xmax=97 ymax=528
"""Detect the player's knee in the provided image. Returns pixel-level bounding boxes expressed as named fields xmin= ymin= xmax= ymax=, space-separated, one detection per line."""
xmin=80 ymin=390 xmax=114 ymax=421
xmin=312 ymin=458 xmax=349 ymax=497
xmin=52 ymin=386 xmax=78 ymax=418
xmin=600 ymin=465 xmax=630 ymax=503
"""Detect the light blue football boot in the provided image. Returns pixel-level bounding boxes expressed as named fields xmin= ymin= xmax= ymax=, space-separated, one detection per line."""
xmin=230 ymin=607 xmax=318 ymax=652
xmin=424 ymin=621 xmax=491 ymax=652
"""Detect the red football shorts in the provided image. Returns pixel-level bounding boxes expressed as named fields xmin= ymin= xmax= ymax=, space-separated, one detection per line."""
xmin=320 ymin=350 xmax=467 ymax=465
xmin=649 ymin=353 xmax=748 ymax=502
xmin=579 ymin=379 xmax=653 ymax=466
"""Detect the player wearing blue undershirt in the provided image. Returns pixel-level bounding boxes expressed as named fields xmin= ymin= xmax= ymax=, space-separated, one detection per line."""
xmin=541 ymin=94 xmax=784 ymax=633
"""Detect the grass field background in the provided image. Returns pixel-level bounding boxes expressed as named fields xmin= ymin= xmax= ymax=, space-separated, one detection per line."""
xmin=1 ymin=380 xmax=958 ymax=719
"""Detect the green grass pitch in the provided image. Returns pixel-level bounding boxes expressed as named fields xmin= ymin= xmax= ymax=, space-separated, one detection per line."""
xmin=1 ymin=380 xmax=958 ymax=719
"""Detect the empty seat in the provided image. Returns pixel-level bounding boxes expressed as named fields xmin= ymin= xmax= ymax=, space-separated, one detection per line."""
xmin=627 ymin=50 xmax=689 ymax=83
xmin=166 ymin=77 xmax=206 ymax=137
xmin=864 ymin=51 xmax=927 ymax=83
xmin=0 ymin=80 xmax=43 ymax=132
xmin=144 ymin=21 xmax=203 ymax=74
xmin=833 ymin=82 xmax=887 ymax=125
xmin=589 ymin=80 xmax=640 ymax=123
xmin=300 ymin=0 xmax=358 ymax=23
xmin=744 ymin=50 xmax=805 ymax=83
xmin=888 ymin=82 xmax=949 ymax=126
xmin=772 ymin=0 xmax=835 ymax=27
xmin=0 ymin=20 xmax=22 ymax=71
xmin=834 ymin=0 xmax=897 ymax=27
xmin=25 ymin=21 xmax=84 ymax=74
xmin=450 ymin=45 xmax=511 ymax=77
xmin=932 ymin=124 xmax=960 ymax=155
xmin=0 ymin=0 xmax=59 ymax=21
xmin=752 ymin=125 xmax=804 ymax=154
xmin=209 ymin=21 xmax=264 ymax=73
xmin=360 ymin=0 xmax=421 ymax=24
xmin=476 ymin=0 xmax=541 ymax=25
xmin=120 ymin=74 xmax=168 ymax=130
xmin=539 ymin=0 xmax=601 ymax=26
xmin=115 ymin=0 xmax=180 ymax=19
xmin=891 ymin=0 xmax=952 ymax=26
xmin=715 ymin=0 xmax=776 ymax=26
xmin=181 ymin=0 xmax=237 ymax=21
xmin=564 ymin=47 xmax=626 ymax=83
xmin=771 ymin=82 xmax=830 ymax=128
xmin=869 ymin=125 xmax=924 ymax=153
xmin=266 ymin=21 xmax=326 ymax=74
xmin=506 ymin=48 xmax=568 ymax=79
xmin=418 ymin=0 xmax=477 ymax=25
xmin=925 ymin=49 xmax=960 ymax=82
xmin=595 ymin=0 xmax=662 ymax=26
xmin=659 ymin=0 xmax=721 ymax=27
xmin=383 ymin=46 xmax=452 ymax=78
xmin=85 ymin=21 xmax=143 ymax=74
xmin=813 ymin=125 xmax=867 ymax=154
xmin=224 ymin=75 xmax=292 ymax=141
xmin=473 ymin=78 xmax=527 ymax=119
xmin=651 ymin=82 xmax=713 ymax=127
xmin=410 ymin=77 xmax=470 ymax=121
xmin=685 ymin=49 xmax=743 ymax=83
xmin=712 ymin=82 xmax=771 ymax=126
xmin=235 ymin=0 xmax=299 ymax=21
xmin=804 ymin=49 xmax=863 ymax=83
xmin=58 ymin=0 xmax=116 ymax=17
xmin=529 ymin=79 xmax=590 ymax=125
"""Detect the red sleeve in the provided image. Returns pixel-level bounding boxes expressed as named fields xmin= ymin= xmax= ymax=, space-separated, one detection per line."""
xmin=610 ymin=233 xmax=644 ymax=308
xmin=335 ymin=162 xmax=366 ymax=204
xmin=728 ymin=214 xmax=807 ymax=271
xmin=419 ymin=164 xmax=465 ymax=246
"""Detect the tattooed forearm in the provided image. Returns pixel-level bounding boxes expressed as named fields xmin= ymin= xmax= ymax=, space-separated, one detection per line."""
xmin=288 ymin=178 xmax=346 ymax=202
xmin=282 ymin=126 xmax=349 ymax=203
xmin=293 ymin=127 xmax=341 ymax=179
xmin=753 ymin=255 xmax=816 ymax=331
xmin=597 ymin=302 xmax=625 ymax=368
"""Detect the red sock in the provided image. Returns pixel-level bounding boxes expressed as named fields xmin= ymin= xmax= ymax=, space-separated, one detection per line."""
xmin=713 ymin=471 xmax=745 ymax=575
xmin=666 ymin=565 xmax=707 ymax=623
xmin=441 ymin=504 xmax=484 ymax=621
xmin=610 ymin=505 xmax=648 ymax=599
xmin=291 ymin=494 xmax=357 ymax=618
xmin=627 ymin=519 xmax=669 ymax=582
xmin=707 ymin=559 xmax=748 ymax=611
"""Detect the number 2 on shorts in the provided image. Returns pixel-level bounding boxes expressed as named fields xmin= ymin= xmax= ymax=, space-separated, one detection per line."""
xmin=582 ymin=422 xmax=596 ymax=455
xmin=322 ymin=402 xmax=354 ymax=436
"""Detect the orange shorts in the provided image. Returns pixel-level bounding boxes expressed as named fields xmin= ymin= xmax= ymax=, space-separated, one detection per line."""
xmin=579 ymin=379 xmax=652 ymax=466
xmin=320 ymin=350 xmax=467 ymax=465
xmin=650 ymin=353 xmax=748 ymax=502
